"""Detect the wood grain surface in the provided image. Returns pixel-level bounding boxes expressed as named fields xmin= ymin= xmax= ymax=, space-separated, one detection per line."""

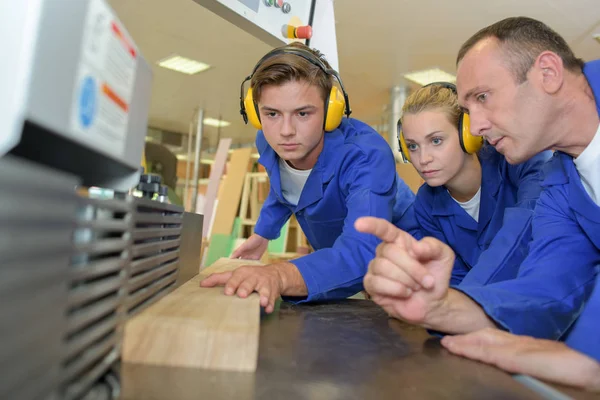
xmin=122 ymin=258 xmax=263 ymax=372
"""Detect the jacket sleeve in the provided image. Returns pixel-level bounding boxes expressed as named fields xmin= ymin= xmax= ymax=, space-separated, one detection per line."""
xmin=394 ymin=179 xmax=422 ymax=240
xmin=455 ymin=186 xmax=599 ymax=339
xmin=253 ymin=186 xmax=293 ymax=240
xmin=413 ymin=195 xmax=470 ymax=286
xmin=288 ymin=144 xmax=414 ymax=303
xmin=458 ymin=152 xmax=551 ymax=286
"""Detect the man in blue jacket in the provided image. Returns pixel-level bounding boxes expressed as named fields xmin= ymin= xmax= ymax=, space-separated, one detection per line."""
xmin=201 ymin=43 xmax=417 ymax=313
xmin=356 ymin=17 xmax=600 ymax=390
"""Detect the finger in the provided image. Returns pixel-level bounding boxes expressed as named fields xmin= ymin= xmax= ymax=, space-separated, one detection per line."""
xmin=445 ymin=327 xmax=539 ymax=352
xmin=355 ymin=217 xmax=414 ymax=246
xmin=414 ymin=237 xmax=455 ymax=265
xmin=223 ymin=269 xmax=249 ymax=295
xmin=267 ymin=285 xmax=280 ymax=314
xmin=369 ymin=256 xmax=422 ymax=291
xmin=199 ymin=271 xmax=233 ymax=288
xmin=235 ymin=276 xmax=258 ymax=298
xmin=364 ymin=273 xmax=413 ymax=298
xmin=230 ymin=246 xmax=242 ymax=259
xmin=441 ymin=333 xmax=499 ymax=362
xmin=378 ymin=244 xmax=434 ymax=289
xmin=231 ymin=241 xmax=250 ymax=259
xmin=371 ymin=294 xmax=400 ymax=308
xmin=441 ymin=329 xmax=512 ymax=361
xmin=375 ymin=241 xmax=387 ymax=258
xmin=256 ymin=286 xmax=271 ymax=308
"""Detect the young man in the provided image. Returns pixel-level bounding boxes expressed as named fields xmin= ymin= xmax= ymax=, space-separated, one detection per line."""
xmin=201 ymin=43 xmax=417 ymax=313
xmin=355 ymin=17 xmax=600 ymax=390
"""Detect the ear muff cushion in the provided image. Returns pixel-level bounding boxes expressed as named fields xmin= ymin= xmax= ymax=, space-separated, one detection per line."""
xmin=399 ymin=132 xmax=411 ymax=162
xmin=324 ymin=86 xmax=345 ymax=132
xmin=396 ymin=120 xmax=411 ymax=162
xmin=244 ymin=88 xmax=262 ymax=130
xmin=458 ymin=113 xmax=484 ymax=154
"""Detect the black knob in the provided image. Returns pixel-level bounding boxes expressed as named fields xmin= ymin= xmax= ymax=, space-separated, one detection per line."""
xmin=137 ymin=173 xmax=162 ymax=199
xmin=140 ymin=173 xmax=162 ymax=184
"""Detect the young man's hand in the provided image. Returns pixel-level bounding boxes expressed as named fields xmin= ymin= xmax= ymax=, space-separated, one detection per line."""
xmin=231 ymin=234 xmax=269 ymax=260
xmin=442 ymin=328 xmax=600 ymax=392
xmin=200 ymin=262 xmax=306 ymax=313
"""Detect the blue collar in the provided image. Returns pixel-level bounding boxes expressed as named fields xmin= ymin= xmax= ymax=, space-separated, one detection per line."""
xmin=257 ymin=119 xmax=352 ymax=211
xmin=542 ymin=59 xmax=600 ymax=187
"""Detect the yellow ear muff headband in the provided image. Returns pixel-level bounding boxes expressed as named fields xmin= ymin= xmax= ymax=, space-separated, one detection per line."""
xmin=396 ymin=82 xmax=483 ymax=162
xmin=239 ymin=46 xmax=352 ymax=132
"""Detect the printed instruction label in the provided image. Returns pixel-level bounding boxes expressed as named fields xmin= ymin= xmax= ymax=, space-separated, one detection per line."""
xmin=70 ymin=0 xmax=138 ymax=157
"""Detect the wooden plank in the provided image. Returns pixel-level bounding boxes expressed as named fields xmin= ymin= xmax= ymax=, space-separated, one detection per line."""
xmin=122 ymin=258 xmax=263 ymax=372
xmin=237 ymin=174 xmax=251 ymax=236
xmin=249 ymin=173 xmax=267 ymax=221
xmin=211 ymin=148 xmax=253 ymax=236
xmin=202 ymin=138 xmax=232 ymax=238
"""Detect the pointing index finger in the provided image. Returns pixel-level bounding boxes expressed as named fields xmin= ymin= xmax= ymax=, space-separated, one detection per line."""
xmin=355 ymin=217 xmax=414 ymax=246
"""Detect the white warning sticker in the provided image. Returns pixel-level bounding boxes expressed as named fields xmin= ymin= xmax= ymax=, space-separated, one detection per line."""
xmin=70 ymin=0 xmax=138 ymax=157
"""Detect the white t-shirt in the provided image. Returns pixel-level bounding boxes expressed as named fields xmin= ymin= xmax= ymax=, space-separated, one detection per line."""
xmin=452 ymin=187 xmax=482 ymax=222
xmin=574 ymin=123 xmax=600 ymax=206
xmin=279 ymin=158 xmax=312 ymax=206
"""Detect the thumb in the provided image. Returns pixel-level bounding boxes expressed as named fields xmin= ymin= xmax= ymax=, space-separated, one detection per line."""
xmin=413 ymin=237 xmax=455 ymax=264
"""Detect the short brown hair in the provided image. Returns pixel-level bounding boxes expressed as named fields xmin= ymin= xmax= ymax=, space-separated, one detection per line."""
xmin=401 ymin=84 xmax=461 ymax=129
xmin=457 ymin=17 xmax=584 ymax=83
xmin=250 ymin=42 xmax=333 ymax=103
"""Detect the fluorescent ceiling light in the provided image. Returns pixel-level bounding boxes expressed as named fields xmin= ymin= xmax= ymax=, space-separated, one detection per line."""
xmin=203 ymin=118 xmax=231 ymax=128
xmin=157 ymin=55 xmax=210 ymax=75
xmin=404 ymin=68 xmax=456 ymax=86
xmin=594 ymin=34 xmax=600 ymax=44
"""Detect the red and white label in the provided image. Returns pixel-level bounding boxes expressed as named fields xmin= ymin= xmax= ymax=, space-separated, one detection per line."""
xmin=70 ymin=0 xmax=138 ymax=157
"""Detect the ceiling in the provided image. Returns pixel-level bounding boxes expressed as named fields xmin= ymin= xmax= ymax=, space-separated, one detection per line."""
xmin=107 ymin=0 xmax=600 ymax=155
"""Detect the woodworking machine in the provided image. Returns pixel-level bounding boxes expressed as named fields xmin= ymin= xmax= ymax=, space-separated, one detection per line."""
xmin=1 ymin=1 xmax=202 ymax=398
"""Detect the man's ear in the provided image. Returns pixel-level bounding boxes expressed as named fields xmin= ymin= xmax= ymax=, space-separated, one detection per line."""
xmin=535 ymin=51 xmax=564 ymax=95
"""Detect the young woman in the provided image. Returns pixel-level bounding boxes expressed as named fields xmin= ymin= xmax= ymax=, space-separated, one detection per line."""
xmin=397 ymin=82 xmax=552 ymax=286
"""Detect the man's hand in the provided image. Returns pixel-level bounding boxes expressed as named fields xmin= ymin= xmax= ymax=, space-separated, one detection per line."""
xmin=355 ymin=217 xmax=455 ymax=325
xmin=200 ymin=262 xmax=306 ymax=313
xmin=442 ymin=328 xmax=600 ymax=391
xmin=231 ymin=234 xmax=269 ymax=260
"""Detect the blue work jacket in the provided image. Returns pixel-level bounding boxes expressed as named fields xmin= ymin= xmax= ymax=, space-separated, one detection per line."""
xmin=254 ymin=118 xmax=417 ymax=302
xmin=457 ymin=60 xmax=600 ymax=361
xmin=414 ymin=148 xmax=551 ymax=286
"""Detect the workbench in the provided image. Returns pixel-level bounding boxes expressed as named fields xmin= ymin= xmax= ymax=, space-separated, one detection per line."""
xmin=121 ymin=299 xmax=596 ymax=400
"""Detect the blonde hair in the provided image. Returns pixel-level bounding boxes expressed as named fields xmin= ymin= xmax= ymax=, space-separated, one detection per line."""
xmin=401 ymin=84 xmax=461 ymax=128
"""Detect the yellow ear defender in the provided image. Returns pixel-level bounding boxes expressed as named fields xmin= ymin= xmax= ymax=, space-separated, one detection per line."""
xmin=396 ymin=82 xmax=483 ymax=162
xmin=240 ymin=46 xmax=351 ymax=132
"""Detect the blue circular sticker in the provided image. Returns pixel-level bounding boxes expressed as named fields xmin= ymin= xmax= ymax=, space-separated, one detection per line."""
xmin=78 ymin=76 xmax=97 ymax=128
